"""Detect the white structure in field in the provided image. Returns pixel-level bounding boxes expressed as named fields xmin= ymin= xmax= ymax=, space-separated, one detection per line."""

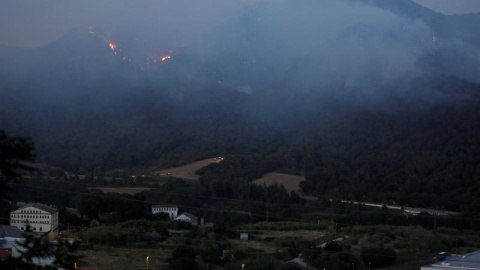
xmin=175 ymin=212 xmax=198 ymax=226
xmin=152 ymin=205 xmax=178 ymax=220
xmin=10 ymin=203 xmax=59 ymax=233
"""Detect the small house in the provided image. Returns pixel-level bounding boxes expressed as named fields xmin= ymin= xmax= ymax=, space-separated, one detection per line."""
xmin=175 ymin=212 xmax=198 ymax=226
xmin=0 ymin=225 xmax=24 ymax=260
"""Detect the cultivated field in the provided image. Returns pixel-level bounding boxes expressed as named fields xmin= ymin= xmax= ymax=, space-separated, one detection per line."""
xmin=153 ymin=157 xmax=224 ymax=180
xmin=253 ymin=172 xmax=305 ymax=192
xmin=92 ymin=187 xmax=152 ymax=195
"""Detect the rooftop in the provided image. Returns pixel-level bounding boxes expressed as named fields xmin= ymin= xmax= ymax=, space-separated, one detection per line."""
xmin=423 ymin=250 xmax=480 ymax=269
xmin=177 ymin=212 xmax=197 ymax=220
xmin=0 ymin=225 xmax=23 ymax=239
xmin=20 ymin=203 xmax=58 ymax=214
xmin=152 ymin=205 xmax=178 ymax=209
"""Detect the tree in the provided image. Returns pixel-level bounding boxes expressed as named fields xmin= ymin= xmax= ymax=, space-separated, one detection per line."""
xmin=172 ymin=246 xmax=196 ymax=259
xmin=0 ymin=130 xmax=35 ymax=199
xmin=0 ymin=130 xmax=80 ymax=270
xmin=170 ymin=246 xmax=199 ymax=270
xmin=361 ymin=246 xmax=396 ymax=268
xmin=169 ymin=257 xmax=198 ymax=270
xmin=0 ymin=130 xmax=35 ymax=223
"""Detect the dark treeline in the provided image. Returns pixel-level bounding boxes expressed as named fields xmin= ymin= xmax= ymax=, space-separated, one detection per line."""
xmin=3 ymin=176 xmax=300 ymax=227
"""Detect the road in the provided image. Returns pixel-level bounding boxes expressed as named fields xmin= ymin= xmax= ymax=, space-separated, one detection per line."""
xmin=340 ymin=200 xmax=460 ymax=216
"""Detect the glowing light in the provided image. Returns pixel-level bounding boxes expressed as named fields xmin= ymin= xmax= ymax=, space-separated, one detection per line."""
xmin=161 ymin=55 xmax=171 ymax=62
xmin=109 ymin=42 xmax=116 ymax=51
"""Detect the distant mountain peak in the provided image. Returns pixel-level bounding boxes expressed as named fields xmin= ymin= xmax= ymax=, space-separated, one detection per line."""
xmin=357 ymin=0 xmax=442 ymax=21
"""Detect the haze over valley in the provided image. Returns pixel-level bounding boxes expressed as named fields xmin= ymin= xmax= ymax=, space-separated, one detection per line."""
xmin=1 ymin=0 xmax=480 ymax=206
xmin=1 ymin=1 xmax=480 ymax=269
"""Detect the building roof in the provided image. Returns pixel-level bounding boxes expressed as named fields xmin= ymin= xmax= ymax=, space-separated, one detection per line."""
xmin=0 ymin=225 xmax=23 ymax=239
xmin=15 ymin=203 xmax=57 ymax=214
xmin=152 ymin=205 xmax=178 ymax=209
xmin=424 ymin=250 xmax=480 ymax=269
xmin=177 ymin=212 xmax=197 ymax=220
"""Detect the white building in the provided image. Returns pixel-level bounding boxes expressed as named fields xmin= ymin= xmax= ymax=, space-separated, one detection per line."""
xmin=10 ymin=203 xmax=59 ymax=233
xmin=175 ymin=212 xmax=198 ymax=226
xmin=152 ymin=205 xmax=178 ymax=220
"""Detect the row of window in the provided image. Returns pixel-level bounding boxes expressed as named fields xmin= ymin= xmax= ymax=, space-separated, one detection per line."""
xmin=19 ymin=209 xmax=42 ymax=214
xmin=11 ymin=215 xmax=50 ymax=219
xmin=153 ymin=208 xmax=177 ymax=211
xmin=20 ymin=227 xmax=43 ymax=231
xmin=12 ymin=220 xmax=50 ymax=224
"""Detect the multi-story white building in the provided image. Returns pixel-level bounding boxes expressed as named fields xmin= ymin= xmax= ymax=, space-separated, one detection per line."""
xmin=10 ymin=203 xmax=59 ymax=233
xmin=152 ymin=205 xmax=178 ymax=220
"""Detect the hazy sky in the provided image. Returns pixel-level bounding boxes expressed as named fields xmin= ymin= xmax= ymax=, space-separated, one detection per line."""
xmin=0 ymin=0 xmax=479 ymax=48
xmin=413 ymin=0 xmax=480 ymax=15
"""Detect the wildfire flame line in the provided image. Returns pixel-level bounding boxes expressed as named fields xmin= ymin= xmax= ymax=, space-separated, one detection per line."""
xmin=88 ymin=26 xmax=172 ymax=67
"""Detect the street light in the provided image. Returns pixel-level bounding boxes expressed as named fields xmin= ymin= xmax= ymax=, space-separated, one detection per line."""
xmin=74 ymin=262 xmax=77 ymax=270
xmin=242 ymin=263 xmax=245 ymax=270
xmin=146 ymin=255 xmax=149 ymax=270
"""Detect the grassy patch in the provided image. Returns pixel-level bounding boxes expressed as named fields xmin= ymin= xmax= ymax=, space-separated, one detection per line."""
xmin=253 ymin=172 xmax=305 ymax=193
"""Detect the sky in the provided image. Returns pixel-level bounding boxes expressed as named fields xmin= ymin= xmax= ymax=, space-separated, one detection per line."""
xmin=412 ymin=0 xmax=480 ymax=15
xmin=0 ymin=0 xmax=480 ymax=48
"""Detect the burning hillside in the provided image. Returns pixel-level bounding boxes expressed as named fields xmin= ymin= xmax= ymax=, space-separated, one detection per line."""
xmin=88 ymin=27 xmax=174 ymax=66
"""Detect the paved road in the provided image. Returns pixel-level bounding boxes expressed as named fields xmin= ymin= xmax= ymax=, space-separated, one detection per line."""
xmin=341 ymin=200 xmax=460 ymax=216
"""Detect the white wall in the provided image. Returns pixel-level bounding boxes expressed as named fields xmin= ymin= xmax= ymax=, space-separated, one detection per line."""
xmin=10 ymin=206 xmax=57 ymax=233
xmin=152 ymin=206 xmax=178 ymax=220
